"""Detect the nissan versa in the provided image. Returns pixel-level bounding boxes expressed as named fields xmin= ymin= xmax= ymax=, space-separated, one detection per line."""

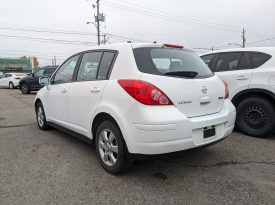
xmin=34 ymin=43 xmax=236 ymax=174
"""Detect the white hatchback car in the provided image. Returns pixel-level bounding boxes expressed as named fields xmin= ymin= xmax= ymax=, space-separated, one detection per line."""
xmin=35 ymin=43 xmax=236 ymax=173
xmin=201 ymin=47 xmax=275 ymax=137
xmin=0 ymin=73 xmax=26 ymax=89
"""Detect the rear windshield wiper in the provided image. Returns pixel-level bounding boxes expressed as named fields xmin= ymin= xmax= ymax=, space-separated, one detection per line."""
xmin=164 ymin=71 xmax=198 ymax=78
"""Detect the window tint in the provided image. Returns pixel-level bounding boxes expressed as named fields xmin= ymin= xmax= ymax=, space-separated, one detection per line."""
xmin=238 ymin=52 xmax=252 ymax=69
xmin=201 ymin=54 xmax=215 ymax=66
xmin=43 ymin=68 xmax=56 ymax=76
xmin=54 ymin=55 xmax=79 ymax=84
xmin=134 ymin=47 xmax=213 ymax=78
xmin=77 ymin=52 xmax=102 ymax=81
xmin=250 ymin=52 xmax=272 ymax=68
xmin=214 ymin=52 xmax=242 ymax=72
xmin=97 ymin=52 xmax=115 ymax=80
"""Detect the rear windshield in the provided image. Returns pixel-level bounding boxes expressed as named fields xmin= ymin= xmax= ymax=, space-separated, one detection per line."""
xmin=133 ymin=47 xmax=213 ymax=78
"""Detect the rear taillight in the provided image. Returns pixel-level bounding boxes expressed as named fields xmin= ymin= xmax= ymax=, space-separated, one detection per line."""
xmin=223 ymin=80 xmax=229 ymax=99
xmin=15 ymin=77 xmax=21 ymax=80
xmin=118 ymin=80 xmax=173 ymax=105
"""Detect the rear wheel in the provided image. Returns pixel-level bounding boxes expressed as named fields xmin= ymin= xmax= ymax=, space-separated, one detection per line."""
xmin=236 ymin=97 xmax=275 ymax=137
xmin=21 ymin=84 xmax=30 ymax=94
xmin=9 ymin=82 xmax=14 ymax=89
xmin=36 ymin=102 xmax=50 ymax=130
xmin=95 ymin=121 xmax=132 ymax=174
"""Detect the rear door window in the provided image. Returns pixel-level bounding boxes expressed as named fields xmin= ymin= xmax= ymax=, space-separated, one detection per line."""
xmin=77 ymin=52 xmax=103 ymax=81
xmin=250 ymin=52 xmax=272 ymax=68
xmin=238 ymin=52 xmax=252 ymax=70
xmin=97 ymin=52 xmax=116 ymax=80
xmin=214 ymin=52 xmax=242 ymax=72
xmin=133 ymin=47 xmax=213 ymax=78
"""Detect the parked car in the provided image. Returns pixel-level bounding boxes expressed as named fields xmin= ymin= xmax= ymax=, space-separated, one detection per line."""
xmin=35 ymin=43 xmax=236 ymax=174
xmin=0 ymin=73 xmax=26 ymax=89
xmin=200 ymin=47 xmax=275 ymax=137
xmin=19 ymin=66 xmax=57 ymax=94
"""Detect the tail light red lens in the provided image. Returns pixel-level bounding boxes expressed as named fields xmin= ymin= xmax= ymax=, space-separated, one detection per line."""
xmin=118 ymin=80 xmax=173 ymax=105
xmin=223 ymin=80 xmax=229 ymax=99
xmin=15 ymin=77 xmax=21 ymax=80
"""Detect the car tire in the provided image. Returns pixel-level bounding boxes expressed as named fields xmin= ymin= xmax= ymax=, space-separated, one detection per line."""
xmin=236 ymin=97 xmax=275 ymax=137
xmin=21 ymin=84 xmax=30 ymax=94
xmin=36 ymin=102 xmax=50 ymax=130
xmin=95 ymin=121 xmax=132 ymax=174
xmin=9 ymin=82 xmax=14 ymax=89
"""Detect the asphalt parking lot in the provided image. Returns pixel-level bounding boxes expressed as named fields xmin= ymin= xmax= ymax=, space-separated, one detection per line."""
xmin=0 ymin=89 xmax=274 ymax=205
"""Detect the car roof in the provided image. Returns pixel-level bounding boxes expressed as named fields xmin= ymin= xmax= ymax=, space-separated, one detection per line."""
xmin=200 ymin=47 xmax=275 ymax=56
xmin=72 ymin=43 xmax=192 ymax=55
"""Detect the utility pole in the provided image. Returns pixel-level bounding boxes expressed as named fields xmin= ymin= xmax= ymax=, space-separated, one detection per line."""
xmin=242 ymin=28 xmax=246 ymax=48
xmin=87 ymin=0 xmax=105 ymax=45
xmin=96 ymin=0 xmax=100 ymax=45
xmin=54 ymin=56 xmax=57 ymax=66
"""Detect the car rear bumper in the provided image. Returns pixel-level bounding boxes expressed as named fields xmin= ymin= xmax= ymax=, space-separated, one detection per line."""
xmin=121 ymin=99 xmax=236 ymax=155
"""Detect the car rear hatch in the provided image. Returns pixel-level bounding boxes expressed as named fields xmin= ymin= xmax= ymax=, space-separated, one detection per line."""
xmin=133 ymin=45 xmax=225 ymax=118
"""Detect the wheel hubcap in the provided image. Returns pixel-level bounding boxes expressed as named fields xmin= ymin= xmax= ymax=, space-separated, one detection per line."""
xmin=37 ymin=106 xmax=44 ymax=127
xmin=98 ymin=129 xmax=118 ymax=167
xmin=243 ymin=105 xmax=267 ymax=129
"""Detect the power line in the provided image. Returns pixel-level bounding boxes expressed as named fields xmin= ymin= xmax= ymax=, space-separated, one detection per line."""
xmin=0 ymin=26 xmax=97 ymax=36
xmin=0 ymin=23 xmax=148 ymax=43
xmin=0 ymin=48 xmax=69 ymax=56
xmin=113 ymin=0 xmax=242 ymax=30
xmin=0 ymin=34 xmax=97 ymax=45
xmin=248 ymin=37 xmax=275 ymax=45
xmin=103 ymin=0 xmax=275 ymax=38
xmin=102 ymin=1 xmax=242 ymax=33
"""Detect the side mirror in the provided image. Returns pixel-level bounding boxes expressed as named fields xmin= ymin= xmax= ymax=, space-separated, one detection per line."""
xmin=39 ymin=76 xmax=50 ymax=85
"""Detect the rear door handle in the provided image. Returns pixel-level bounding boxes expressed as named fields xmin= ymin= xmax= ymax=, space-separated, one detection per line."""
xmin=236 ymin=75 xmax=249 ymax=80
xmin=90 ymin=87 xmax=101 ymax=93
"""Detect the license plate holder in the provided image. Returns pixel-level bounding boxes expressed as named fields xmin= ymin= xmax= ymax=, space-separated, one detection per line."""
xmin=203 ymin=126 xmax=216 ymax=138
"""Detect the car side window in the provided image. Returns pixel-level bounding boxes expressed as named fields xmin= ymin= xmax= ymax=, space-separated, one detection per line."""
xmin=34 ymin=69 xmax=44 ymax=77
xmin=97 ymin=52 xmax=116 ymax=80
xmin=250 ymin=52 xmax=272 ymax=68
xmin=77 ymin=52 xmax=103 ymax=81
xmin=214 ymin=52 xmax=242 ymax=72
xmin=54 ymin=55 xmax=80 ymax=84
xmin=238 ymin=52 xmax=252 ymax=70
xmin=201 ymin=54 xmax=215 ymax=67
xmin=43 ymin=68 xmax=56 ymax=77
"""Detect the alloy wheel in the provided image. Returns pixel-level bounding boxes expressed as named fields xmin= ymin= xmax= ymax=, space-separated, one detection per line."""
xmin=98 ymin=129 xmax=118 ymax=167
xmin=37 ymin=106 xmax=44 ymax=127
